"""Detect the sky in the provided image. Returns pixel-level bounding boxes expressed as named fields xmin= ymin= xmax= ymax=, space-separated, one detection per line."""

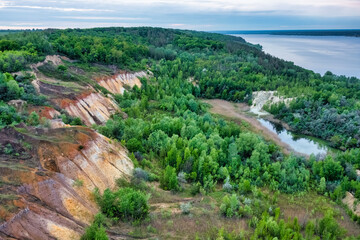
xmin=0 ymin=0 xmax=359 ymax=30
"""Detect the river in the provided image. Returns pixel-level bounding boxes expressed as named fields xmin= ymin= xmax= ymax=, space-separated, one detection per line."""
xmin=258 ymin=118 xmax=330 ymax=156
xmin=233 ymin=34 xmax=360 ymax=78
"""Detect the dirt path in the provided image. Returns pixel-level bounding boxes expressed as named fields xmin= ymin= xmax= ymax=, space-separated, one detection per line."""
xmin=202 ymin=99 xmax=300 ymax=156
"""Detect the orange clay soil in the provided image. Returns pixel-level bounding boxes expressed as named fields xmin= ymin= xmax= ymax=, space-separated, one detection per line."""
xmin=0 ymin=125 xmax=133 ymax=239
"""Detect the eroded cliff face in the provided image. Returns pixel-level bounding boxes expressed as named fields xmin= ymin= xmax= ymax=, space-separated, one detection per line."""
xmin=28 ymin=106 xmax=61 ymax=119
xmin=31 ymin=55 xmax=121 ymax=126
xmin=62 ymin=92 xmax=119 ymax=126
xmin=0 ymin=126 xmax=133 ymax=239
xmin=96 ymin=71 xmax=146 ymax=94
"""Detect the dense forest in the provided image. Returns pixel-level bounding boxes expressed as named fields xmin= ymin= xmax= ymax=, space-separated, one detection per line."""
xmin=2 ymin=27 xmax=360 ymax=149
xmin=1 ymin=27 xmax=360 ymax=239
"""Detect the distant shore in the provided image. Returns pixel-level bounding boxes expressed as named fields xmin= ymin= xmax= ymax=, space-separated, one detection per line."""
xmin=213 ymin=29 xmax=360 ymax=37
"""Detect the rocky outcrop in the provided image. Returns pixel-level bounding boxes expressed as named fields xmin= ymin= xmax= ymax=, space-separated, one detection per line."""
xmin=96 ymin=71 xmax=146 ymax=94
xmin=8 ymin=100 xmax=27 ymax=112
xmin=343 ymin=191 xmax=360 ymax=217
xmin=0 ymin=126 xmax=133 ymax=239
xmin=62 ymin=92 xmax=119 ymax=126
xmin=250 ymin=91 xmax=294 ymax=116
xmin=32 ymin=55 xmax=65 ymax=69
xmin=49 ymin=119 xmax=68 ymax=128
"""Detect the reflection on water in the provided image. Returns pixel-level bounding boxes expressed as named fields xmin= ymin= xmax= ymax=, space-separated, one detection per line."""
xmin=258 ymin=118 xmax=328 ymax=155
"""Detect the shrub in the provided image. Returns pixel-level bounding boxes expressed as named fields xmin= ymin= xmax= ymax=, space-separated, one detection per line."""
xmin=96 ymin=187 xmax=149 ymax=222
xmin=133 ymin=168 xmax=149 ymax=181
xmin=3 ymin=143 xmax=13 ymax=154
xmin=239 ymin=179 xmax=252 ymax=194
xmin=190 ymin=182 xmax=201 ymax=196
xmin=222 ymin=176 xmax=233 ymax=193
xmin=73 ymin=179 xmax=84 ymax=187
xmin=148 ymin=173 xmax=159 ymax=182
xmin=220 ymin=194 xmax=241 ymax=218
xmin=160 ymin=165 xmax=179 ymax=191
xmin=27 ymin=111 xmax=39 ymax=126
xmin=202 ymin=175 xmax=216 ymax=193
xmin=81 ymin=214 xmax=108 ymax=240
xmin=180 ymin=202 xmax=192 ymax=215
xmin=70 ymin=117 xmax=83 ymax=125
xmin=316 ymin=210 xmax=346 ymax=240
xmin=126 ymin=138 xmax=144 ymax=152
xmin=57 ymin=65 xmax=67 ymax=71
xmin=177 ymin=172 xmax=187 ymax=184
xmin=318 ymin=177 xmax=326 ymax=194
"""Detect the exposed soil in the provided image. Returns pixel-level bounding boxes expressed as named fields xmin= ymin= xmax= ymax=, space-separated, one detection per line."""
xmin=0 ymin=125 xmax=133 ymax=239
xmin=202 ymin=99 xmax=300 ymax=156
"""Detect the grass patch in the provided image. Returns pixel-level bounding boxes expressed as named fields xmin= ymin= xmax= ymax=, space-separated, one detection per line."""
xmin=38 ymin=62 xmax=93 ymax=85
xmin=73 ymin=179 xmax=84 ymax=187
xmin=0 ymin=194 xmax=19 ymax=201
xmin=0 ymin=162 xmax=29 ymax=171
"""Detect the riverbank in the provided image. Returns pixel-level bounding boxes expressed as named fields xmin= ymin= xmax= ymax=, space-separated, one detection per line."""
xmin=202 ymin=99 xmax=297 ymax=156
xmin=202 ymin=99 xmax=333 ymax=157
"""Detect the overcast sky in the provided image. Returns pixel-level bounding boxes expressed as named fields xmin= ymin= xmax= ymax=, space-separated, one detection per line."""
xmin=0 ymin=0 xmax=359 ymax=30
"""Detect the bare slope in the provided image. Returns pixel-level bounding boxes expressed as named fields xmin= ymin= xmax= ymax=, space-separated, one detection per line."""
xmin=0 ymin=125 xmax=133 ymax=239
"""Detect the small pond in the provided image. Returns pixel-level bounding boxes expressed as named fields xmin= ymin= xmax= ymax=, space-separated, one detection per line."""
xmin=258 ymin=118 xmax=330 ymax=155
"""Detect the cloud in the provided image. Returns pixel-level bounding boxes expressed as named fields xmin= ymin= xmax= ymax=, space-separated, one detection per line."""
xmin=61 ymin=0 xmax=360 ymax=16
xmin=59 ymin=16 xmax=147 ymax=21
xmin=0 ymin=0 xmax=359 ymax=30
xmin=1 ymin=3 xmax=112 ymax=12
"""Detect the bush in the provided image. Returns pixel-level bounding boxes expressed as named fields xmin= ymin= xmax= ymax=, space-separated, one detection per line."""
xmin=180 ymin=202 xmax=192 ymax=215
xmin=126 ymin=138 xmax=144 ymax=152
xmin=27 ymin=111 xmax=39 ymax=126
xmin=220 ymin=194 xmax=241 ymax=218
xmin=316 ymin=210 xmax=346 ymax=240
xmin=222 ymin=176 xmax=233 ymax=193
xmin=3 ymin=143 xmax=14 ymax=154
xmin=202 ymin=175 xmax=216 ymax=193
xmin=0 ymin=103 xmax=22 ymax=127
xmin=81 ymin=214 xmax=108 ymax=240
xmin=70 ymin=117 xmax=83 ymax=125
xmin=239 ymin=179 xmax=252 ymax=194
xmin=318 ymin=177 xmax=326 ymax=194
xmin=177 ymin=172 xmax=187 ymax=184
xmin=190 ymin=182 xmax=201 ymax=196
xmin=96 ymin=187 xmax=149 ymax=222
xmin=160 ymin=165 xmax=179 ymax=191
xmin=133 ymin=168 xmax=149 ymax=181
xmin=57 ymin=65 xmax=67 ymax=71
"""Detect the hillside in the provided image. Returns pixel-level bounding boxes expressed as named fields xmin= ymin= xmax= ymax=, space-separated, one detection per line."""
xmin=0 ymin=27 xmax=360 ymax=239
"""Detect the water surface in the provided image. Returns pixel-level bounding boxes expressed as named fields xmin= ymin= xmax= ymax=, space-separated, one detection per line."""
xmin=233 ymin=34 xmax=360 ymax=78
xmin=258 ymin=118 xmax=329 ymax=156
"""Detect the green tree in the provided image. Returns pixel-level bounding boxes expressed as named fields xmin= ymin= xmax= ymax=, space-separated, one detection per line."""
xmin=160 ymin=165 xmax=179 ymax=191
xmin=322 ymin=156 xmax=343 ymax=181
xmin=318 ymin=177 xmax=326 ymax=194
xmin=7 ymin=79 xmax=24 ymax=99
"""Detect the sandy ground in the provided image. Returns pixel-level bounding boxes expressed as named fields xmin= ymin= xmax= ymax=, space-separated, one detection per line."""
xmin=202 ymin=99 xmax=303 ymax=156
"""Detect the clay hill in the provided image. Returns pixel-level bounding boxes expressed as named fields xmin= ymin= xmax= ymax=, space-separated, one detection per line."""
xmin=0 ymin=56 xmax=147 ymax=239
